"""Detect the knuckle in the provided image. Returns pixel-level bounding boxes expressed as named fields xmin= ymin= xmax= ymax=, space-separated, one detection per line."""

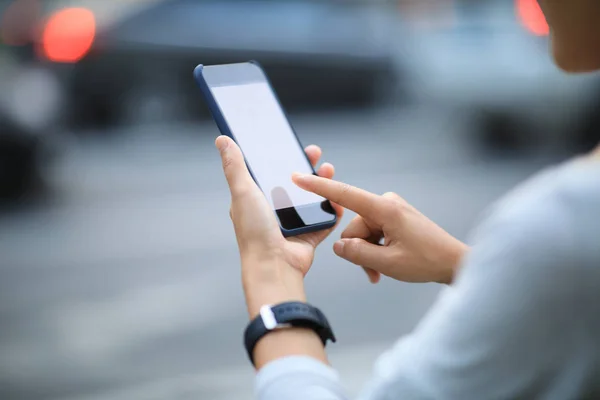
xmin=380 ymin=195 xmax=397 ymax=208
xmin=382 ymin=191 xmax=399 ymax=200
xmin=379 ymin=195 xmax=408 ymax=220
xmin=392 ymin=202 xmax=409 ymax=220
xmin=336 ymin=182 xmax=352 ymax=202
xmin=387 ymin=248 xmax=403 ymax=265
xmin=222 ymin=155 xmax=235 ymax=171
xmin=346 ymin=238 xmax=363 ymax=255
xmin=340 ymin=226 xmax=355 ymax=239
xmin=382 ymin=192 xmax=406 ymax=208
xmin=340 ymin=182 xmax=352 ymax=195
xmin=347 ymin=214 xmax=363 ymax=225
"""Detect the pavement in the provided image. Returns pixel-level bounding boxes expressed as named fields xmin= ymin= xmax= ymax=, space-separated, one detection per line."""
xmin=0 ymin=105 xmax=562 ymax=399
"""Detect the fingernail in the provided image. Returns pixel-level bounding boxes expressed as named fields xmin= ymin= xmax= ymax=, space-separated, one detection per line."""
xmin=292 ymin=172 xmax=310 ymax=183
xmin=215 ymin=136 xmax=228 ymax=152
xmin=333 ymin=240 xmax=345 ymax=254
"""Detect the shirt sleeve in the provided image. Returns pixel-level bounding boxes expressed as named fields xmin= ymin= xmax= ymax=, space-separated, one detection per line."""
xmin=257 ymin=189 xmax=584 ymax=400
xmin=256 ymin=356 xmax=348 ymax=400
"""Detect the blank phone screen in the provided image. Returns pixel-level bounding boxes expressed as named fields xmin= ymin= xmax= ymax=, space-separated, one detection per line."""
xmin=210 ymin=82 xmax=325 ymax=211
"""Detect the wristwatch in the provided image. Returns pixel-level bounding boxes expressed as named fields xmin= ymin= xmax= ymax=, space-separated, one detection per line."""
xmin=243 ymin=302 xmax=336 ymax=366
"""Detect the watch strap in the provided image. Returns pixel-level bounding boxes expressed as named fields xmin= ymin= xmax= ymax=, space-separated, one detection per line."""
xmin=243 ymin=302 xmax=336 ymax=365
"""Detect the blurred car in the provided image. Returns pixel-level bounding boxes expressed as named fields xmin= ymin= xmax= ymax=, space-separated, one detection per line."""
xmin=401 ymin=0 xmax=600 ymax=152
xmin=36 ymin=0 xmax=402 ymax=128
xmin=0 ymin=46 xmax=59 ymax=202
xmin=0 ymin=109 xmax=46 ymax=201
xmin=0 ymin=0 xmax=64 ymax=202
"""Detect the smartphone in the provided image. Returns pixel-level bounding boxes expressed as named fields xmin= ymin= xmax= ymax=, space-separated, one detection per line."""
xmin=194 ymin=61 xmax=337 ymax=237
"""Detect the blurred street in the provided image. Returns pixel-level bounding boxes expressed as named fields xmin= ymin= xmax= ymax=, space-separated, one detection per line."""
xmin=0 ymin=105 xmax=562 ymax=399
xmin=1 ymin=0 xmax=596 ymax=398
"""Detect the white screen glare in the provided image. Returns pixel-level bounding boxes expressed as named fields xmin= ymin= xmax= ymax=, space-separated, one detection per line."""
xmin=211 ymin=82 xmax=325 ymax=210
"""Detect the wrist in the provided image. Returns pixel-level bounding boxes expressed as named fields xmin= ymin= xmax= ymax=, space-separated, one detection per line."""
xmin=253 ymin=327 xmax=327 ymax=370
xmin=242 ymin=256 xmax=307 ymax=319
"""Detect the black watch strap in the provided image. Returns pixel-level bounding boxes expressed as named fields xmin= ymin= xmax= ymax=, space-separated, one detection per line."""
xmin=243 ymin=302 xmax=336 ymax=366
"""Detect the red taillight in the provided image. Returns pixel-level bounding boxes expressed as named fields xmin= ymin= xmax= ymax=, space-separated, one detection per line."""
xmin=517 ymin=0 xmax=549 ymax=36
xmin=38 ymin=8 xmax=96 ymax=63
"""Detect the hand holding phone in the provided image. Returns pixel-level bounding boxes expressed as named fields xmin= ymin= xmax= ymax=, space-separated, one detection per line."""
xmin=213 ymin=134 xmax=343 ymax=317
xmin=194 ymin=61 xmax=338 ymax=237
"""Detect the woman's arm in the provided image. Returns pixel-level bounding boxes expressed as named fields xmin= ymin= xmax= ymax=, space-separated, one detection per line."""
xmin=256 ymin=190 xmax=582 ymax=400
xmin=213 ymin=136 xmax=468 ymax=400
xmin=217 ymin=132 xmax=590 ymax=399
xmin=215 ymin=136 xmax=342 ymax=371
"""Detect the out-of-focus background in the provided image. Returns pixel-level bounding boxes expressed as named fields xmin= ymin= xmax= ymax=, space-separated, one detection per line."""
xmin=1 ymin=0 xmax=599 ymax=398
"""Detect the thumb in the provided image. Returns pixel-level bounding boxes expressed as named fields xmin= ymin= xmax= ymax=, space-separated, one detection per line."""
xmin=215 ymin=136 xmax=257 ymax=199
xmin=333 ymin=238 xmax=393 ymax=276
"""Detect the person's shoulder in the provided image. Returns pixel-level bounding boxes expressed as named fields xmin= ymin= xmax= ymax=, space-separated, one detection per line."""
xmin=553 ymin=159 xmax=600 ymax=268
xmin=476 ymin=159 xmax=598 ymax=231
xmin=458 ymin=158 xmax=600 ymax=318
xmin=466 ymin=159 xmax=600 ymax=279
xmin=553 ymin=158 xmax=600 ymax=209
xmin=470 ymin=162 xmax=572 ymax=244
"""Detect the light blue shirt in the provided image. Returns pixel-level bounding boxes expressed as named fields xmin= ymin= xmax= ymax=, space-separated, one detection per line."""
xmin=256 ymin=160 xmax=600 ymax=400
